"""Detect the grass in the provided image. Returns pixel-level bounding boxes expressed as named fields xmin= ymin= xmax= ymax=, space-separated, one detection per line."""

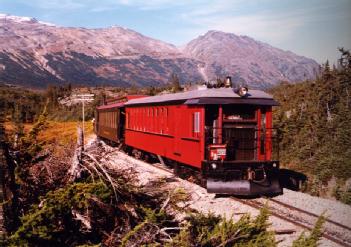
xmin=4 ymin=122 xmax=33 ymax=135
xmin=4 ymin=120 xmax=94 ymax=154
xmin=37 ymin=121 xmax=94 ymax=147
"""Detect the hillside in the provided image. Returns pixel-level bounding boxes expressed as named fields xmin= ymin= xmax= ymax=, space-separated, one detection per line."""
xmin=0 ymin=14 xmax=319 ymax=89
xmin=271 ymin=49 xmax=351 ymax=202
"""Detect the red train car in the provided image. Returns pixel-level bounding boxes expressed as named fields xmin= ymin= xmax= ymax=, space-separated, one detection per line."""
xmin=96 ymin=86 xmax=282 ymax=196
xmin=123 ymin=87 xmax=281 ymax=196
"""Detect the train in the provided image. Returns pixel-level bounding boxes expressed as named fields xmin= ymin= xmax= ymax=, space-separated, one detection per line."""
xmin=95 ymin=80 xmax=282 ymax=196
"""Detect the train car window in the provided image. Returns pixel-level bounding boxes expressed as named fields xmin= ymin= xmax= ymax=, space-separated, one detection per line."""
xmin=136 ymin=108 xmax=139 ymax=130
xmin=131 ymin=109 xmax=134 ymax=129
xmin=260 ymin=110 xmax=266 ymax=155
xmin=144 ymin=108 xmax=146 ymax=131
xmin=126 ymin=112 xmax=129 ymax=128
xmin=194 ymin=112 xmax=200 ymax=133
xmin=111 ymin=112 xmax=113 ymax=128
xmin=109 ymin=112 xmax=111 ymax=128
xmin=223 ymin=105 xmax=256 ymax=121
xmin=110 ymin=112 xmax=112 ymax=128
xmin=107 ymin=112 xmax=109 ymax=127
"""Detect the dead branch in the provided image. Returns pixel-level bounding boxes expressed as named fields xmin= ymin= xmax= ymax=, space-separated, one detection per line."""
xmin=83 ymin=151 xmax=119 ymax=200
xmin=216 ymin=229 xmax=247 ymax=247
xmin=160 ymin=191 xmax=171 ymax=211
xmin=72 ymin=209 xmax=92 ymax=232
xmin=68 ymin=127 xmax=83 ymax=182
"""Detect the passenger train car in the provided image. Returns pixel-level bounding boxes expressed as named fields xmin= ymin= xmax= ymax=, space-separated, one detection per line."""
xmin=95 ymin=84 xmax=282 ymax=196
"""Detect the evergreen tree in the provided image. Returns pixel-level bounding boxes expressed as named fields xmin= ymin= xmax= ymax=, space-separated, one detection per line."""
xmin=170 ymin=73 xmax=181 ymax=92
xmin=271 ymin=48 xmax=351 ymax=201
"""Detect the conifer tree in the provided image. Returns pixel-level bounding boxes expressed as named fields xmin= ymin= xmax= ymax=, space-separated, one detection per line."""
xmin=170 ymin=73 xmax=181 ymax=92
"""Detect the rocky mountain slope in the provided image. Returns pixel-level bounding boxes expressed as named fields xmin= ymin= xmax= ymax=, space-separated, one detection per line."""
xmin=183 ymin=31 xmax=320 ymax=88
xmin=0 ymin=14 xmax=319 ymax=88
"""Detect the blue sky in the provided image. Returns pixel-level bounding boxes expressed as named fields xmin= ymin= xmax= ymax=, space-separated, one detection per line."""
xmin=1 ymin=0 xmax=350 ymax=64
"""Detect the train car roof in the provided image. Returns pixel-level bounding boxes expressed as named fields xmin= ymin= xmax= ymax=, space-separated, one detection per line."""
xmin=96 ymin=95 xmax=146 ymax=110
xmin=125 ymin=88 xmax=278 ymax=106
xmin=96 ymin=102 xmax=125 ymax=110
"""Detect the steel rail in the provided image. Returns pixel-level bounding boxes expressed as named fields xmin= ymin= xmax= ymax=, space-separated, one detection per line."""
xmin=268 ymin=198 xmax=351 ymax=232
xmin=230 ymin=197 xmax=351 ymax=247
xmin=119 ymin=148 xmax=351 ymax=247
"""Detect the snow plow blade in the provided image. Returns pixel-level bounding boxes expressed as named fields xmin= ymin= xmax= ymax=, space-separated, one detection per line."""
xmin=206 ymin=178 xmax=282 ymax=196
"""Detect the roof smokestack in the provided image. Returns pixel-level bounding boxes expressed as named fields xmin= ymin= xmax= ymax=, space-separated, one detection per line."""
xmin=225 ymin=76 xmax=232 ymax=88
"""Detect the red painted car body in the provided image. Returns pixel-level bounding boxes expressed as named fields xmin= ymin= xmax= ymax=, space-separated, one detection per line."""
xmin=125 ymin=104 xmax=205 ymax=168
xmin=96 ymin=87 xmax=282 ymax=195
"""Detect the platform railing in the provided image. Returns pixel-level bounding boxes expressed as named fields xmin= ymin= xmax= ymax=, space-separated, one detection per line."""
xmin=204 ymin=126 xmax=280 ymax=161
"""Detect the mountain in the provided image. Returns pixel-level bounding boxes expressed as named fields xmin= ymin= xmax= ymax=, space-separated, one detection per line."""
xmin=0 ymin=14 xmax=319 ymax=89
xmin=183 ymin=31 xmax=320 ymax=88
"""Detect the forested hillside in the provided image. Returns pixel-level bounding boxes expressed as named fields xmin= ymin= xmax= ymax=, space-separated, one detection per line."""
xmin=271 ymin=49 xmax=351 ymax=202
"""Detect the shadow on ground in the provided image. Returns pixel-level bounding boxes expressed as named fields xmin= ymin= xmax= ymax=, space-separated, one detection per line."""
xmin=279 ymin=169 xmax=307 ymax=191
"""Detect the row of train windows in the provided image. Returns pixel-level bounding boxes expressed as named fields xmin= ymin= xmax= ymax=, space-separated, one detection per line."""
xmin=127 ymin=107 xmax=169 ymax=134
xmin=129 ymin=107 xmax=168 ymax=117
xmin=128 ymin=108 xmax=201 ymax=136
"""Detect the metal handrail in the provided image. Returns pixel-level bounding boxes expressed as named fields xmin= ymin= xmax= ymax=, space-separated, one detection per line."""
xmin=204 ymin=127 xmax=280 ymax=161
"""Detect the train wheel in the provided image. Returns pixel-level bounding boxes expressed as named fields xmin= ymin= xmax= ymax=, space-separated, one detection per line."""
xmin=132 ymin=149 xmax=143 ymax=160
xmin=200 ymin=178 xmax=207 ymax=188
xmin=124 ymin=146 xmax=133 ymax=156
xmin=143 ymin=154 xmax=150 ymax=162
xmin=173 ymin=162 xmax=181 ymax=176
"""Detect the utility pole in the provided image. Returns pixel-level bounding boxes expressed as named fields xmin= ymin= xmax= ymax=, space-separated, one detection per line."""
xmin=74 ymin=94 xmax=94 ymax=149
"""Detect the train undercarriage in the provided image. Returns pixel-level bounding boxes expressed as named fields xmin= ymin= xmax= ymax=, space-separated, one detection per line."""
xmin=121 ymin=144 xmax=281 ymax=197
xmin=202 ymin=160 xmax=281 ymax=196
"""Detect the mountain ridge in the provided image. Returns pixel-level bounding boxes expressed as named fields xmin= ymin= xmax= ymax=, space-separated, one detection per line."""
xmin=0 ymin=14 xmax=319 ymax=89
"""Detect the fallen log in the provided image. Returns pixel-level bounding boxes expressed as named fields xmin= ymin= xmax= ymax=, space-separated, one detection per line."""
xmin=68 ymin=127 xmax=83 ymax=182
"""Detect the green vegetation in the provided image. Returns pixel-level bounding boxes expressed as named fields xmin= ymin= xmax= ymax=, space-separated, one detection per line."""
xmin=8 ymin=173 xmax=318 ymax=247
xmin=292 ymin=215 xmax=326 ymax=247
xmin=0 ymin=85 xmax=45 ymax=123
xmin=169 ymin=73 xmax=182 ymax=92
xmin=271 ymin=48 xmax=351 ymax=200
xmin=0 ymin=83 xmax=104 ymax=125
xmin=169 ymin=207 xmax=275 ymax=247
xmin=8 ymin=182 xmax=111 ymax=246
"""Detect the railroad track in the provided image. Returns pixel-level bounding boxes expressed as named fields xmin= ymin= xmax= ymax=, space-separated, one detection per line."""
xmin=268 ymin=198 xmax=351 ymax=232
xmin=232 ymin=197 xmax=351 ymax=247
xmin=114 ymin=149 xmax=351 ymax=247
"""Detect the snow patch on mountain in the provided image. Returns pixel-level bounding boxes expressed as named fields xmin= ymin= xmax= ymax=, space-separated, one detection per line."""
xmin=0 ymin=13 xmax=56 ymax=26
